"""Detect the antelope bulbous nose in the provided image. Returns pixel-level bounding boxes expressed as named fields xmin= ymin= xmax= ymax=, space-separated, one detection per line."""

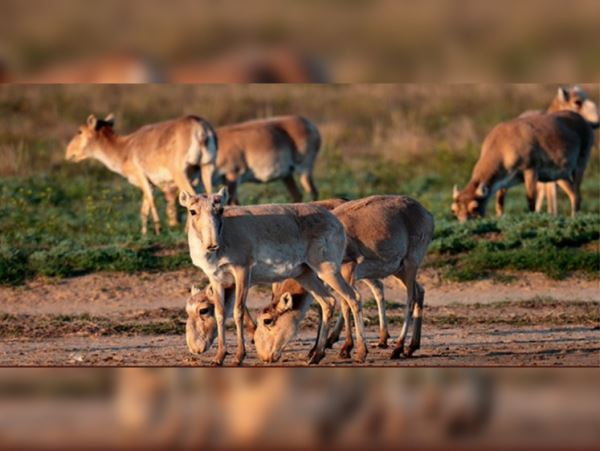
xmin=206 ymin=244 xmax=220 ymax=252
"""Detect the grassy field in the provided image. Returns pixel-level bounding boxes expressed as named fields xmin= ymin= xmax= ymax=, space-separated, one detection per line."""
xmin=0 ymin=84 xmax=598 ymax=285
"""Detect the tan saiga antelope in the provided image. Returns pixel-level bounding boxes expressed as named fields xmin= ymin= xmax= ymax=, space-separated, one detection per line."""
xmin=494 ymin=86 xmax=600 ymax=216
xmin=254 ymin=195 xmax=434 ymax=363
xmin=179 ymin=187 xmax=367 ymax=366
xmin=65 ymin=114 xmax=218 ymax=235
xmin=451 ymin=88 xmax=598 ymax=222
xmin=212 ymin=115 xmax=320 ymax=205
xmin=183 ymin=198 xmax=389 ymax=359
xmin=186 ymin=284 xmax=257 ymax=351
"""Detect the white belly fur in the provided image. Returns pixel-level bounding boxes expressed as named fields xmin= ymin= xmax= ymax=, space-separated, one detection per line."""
xmin=147 ymin=167 xmax=174 ymax=186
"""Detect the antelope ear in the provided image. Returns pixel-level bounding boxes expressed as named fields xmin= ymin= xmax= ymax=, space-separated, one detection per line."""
xmin=104 ymin=113 xmax=115 ymax=126
xmin=277 ymin=292 xmax=294 ymax=312
xmin=87 ymin=114 xmax=98 ymax=129
xmin=214 ymin=186 xmax=229 ymax=206
xmin=206 ymin=284 xmax=215 ymax=298
xmin=557 ymin=86 xmax=569 ymax=102
xmin=452 ymin=185 xmax=460 ymax=200
xmin=475 ymin=183 xmax=489 ymax=198
xmin=191 ymin=285 xmax=202 ymax=296
xmin=179 ymin=191 xmax=194 ymax=208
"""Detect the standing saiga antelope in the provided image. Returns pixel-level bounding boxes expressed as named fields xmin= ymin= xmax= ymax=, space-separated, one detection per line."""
xmin=183 ymin=198 xmax=392 ymax=362
xmin=253 ymin=195 xmax=434 ymax=363
xmin=452 ymin=86 xmax=598 ymax=222
xmin=65 ymin=114 xmax=218 ymax=234
xmin=211 ymin=115 xmax=320 ymax=205
xmin=179 ymin=187 xmax=367 ymax=366
xmin=494 ymin=86 xmax=600 ymax=216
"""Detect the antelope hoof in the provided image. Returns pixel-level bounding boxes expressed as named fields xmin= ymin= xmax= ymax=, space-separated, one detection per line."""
xmin=307 ymin=350 xmax=326 ymax=365
xmin=404 ymin=344 xmax=418 ymax=357
xmin=233 ymin=352 xmax=246 ymax=366
xmin=354 ymin=344 xmax=368 ymax=363
xmin=307 ymin=345 xmax=317 ymax=360
xmin=390 ymin=347 xmax=404 ymax=360
xmin=376 ymin=340 xmax=389 ymax=349
xmin=211 ymin=350 xmax=227 ymax=366
xmin=325 ymin=334 xmax=339 ymax=349
xmin=339 ymin=341 xmax=353 ymax=359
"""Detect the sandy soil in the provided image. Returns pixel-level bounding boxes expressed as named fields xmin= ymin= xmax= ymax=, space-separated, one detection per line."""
xmin=0 ymin=269 xmax=598 ymax=366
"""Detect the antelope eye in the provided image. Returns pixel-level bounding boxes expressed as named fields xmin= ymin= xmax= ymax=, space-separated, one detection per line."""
xmin=198 ymin=306 xmax=211 ymax=315
xmin=575 ymin=99 xmax=583 ymax=107
xmin=190 ymin=210 xmax=197 ymax=216
xmin=263 ymin=317 xmax=274 ymax=326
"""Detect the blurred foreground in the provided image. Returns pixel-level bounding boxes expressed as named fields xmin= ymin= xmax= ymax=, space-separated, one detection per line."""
xmin=0 ymin=368 xmax=598 ymax=449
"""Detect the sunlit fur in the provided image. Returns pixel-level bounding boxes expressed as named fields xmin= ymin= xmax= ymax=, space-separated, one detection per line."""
xmin=452 ymin=86 xmax=598 ymax=221
xmin=65 ymin=114 xmax=217 ymax=234
xmin=213 ymin=115 xmax=320 ymax=204
xmin=255 ymin=195 xmax=435 ymax=363
xmin=180 ymin=188 xmax=364 ymax=366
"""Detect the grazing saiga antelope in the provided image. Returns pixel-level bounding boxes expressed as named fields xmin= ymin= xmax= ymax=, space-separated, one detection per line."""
xmin=65 ymin=114 xmax=218 ymax=235
xmin=212 ymin=115 xmax=320 ymax=205
xmin=254 ymin=195 xmax=434 ymax=363
xmin=494 ymin=86 xmax=600 ymax=216
xmin=452 ymin=87 xmax=598 ymax=222
xmin=183 ymin=198 xmax=390 ymax=360
xmin=179 ymin=187 xmax=367 ymax=366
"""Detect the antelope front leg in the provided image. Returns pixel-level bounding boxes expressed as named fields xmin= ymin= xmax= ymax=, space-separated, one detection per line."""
xmin=318 ymin=268 xmax=367 ymax=363
xmin=243 ymin=305 xmax=256 ymax=343
xmin=232 ymin=267 xmax=250 ymax=366
xmin=557 ymin=179 xmax=578 ymax=218
xmin=406 ymin=282 xmax=425 ymax=357
xmin=211 ymin=282 xmax=228 ymax=366
xmin=140 ymin=196 xmax=150 ymax=236
xmin=523 ymin=169 xmax=538 ymax=213
xmin=495 ymin=189 xmax=506 ymax=217
xmin=325 ymin=310 xmax=343 ymax=349
xmin=338 ymin=300 xmax=354 ymax=358
xmin=295 ymin=271 xmax=336 ymax=365
xmin=137 ymin=172 xmax=161 ymax=234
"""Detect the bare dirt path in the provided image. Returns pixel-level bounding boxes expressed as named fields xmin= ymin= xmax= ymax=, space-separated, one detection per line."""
xmin=0 ymin=270 xmax=598 ymax=366
xmin=1 ymin=324 xmax=598 ymax=366
xmin=1 ymin=269 xmax=598 ymax=315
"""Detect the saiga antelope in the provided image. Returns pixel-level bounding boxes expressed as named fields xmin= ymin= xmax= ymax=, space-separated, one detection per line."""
xmin=253 ymin=195 xmax=434 ymax=363
xmin=179 ymin=188 xmax=367 ymax=366
xmin=66 ymin=114 xmax=218 ymax=234
xmin=452 ymin=87 xmax=598 ymax=222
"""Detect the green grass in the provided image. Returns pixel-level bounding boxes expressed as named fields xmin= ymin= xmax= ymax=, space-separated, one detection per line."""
xmin=1 ymin=149 xmax=598 ymax=285
xmin=0 ymin=85 xmax=598 ymax=285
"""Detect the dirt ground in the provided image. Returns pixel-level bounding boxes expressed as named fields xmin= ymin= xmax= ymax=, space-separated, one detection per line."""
xmin=1 ymin=269 xmax=598 ymax=366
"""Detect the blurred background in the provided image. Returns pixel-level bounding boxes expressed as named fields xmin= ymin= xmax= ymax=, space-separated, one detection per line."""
xmin=0 ymin=1 xmax=598 ymax=449
xmin=1 ymin=0 xmax=599 ymax=83
xmin=0 ymin=368 xmax=598 ymax=449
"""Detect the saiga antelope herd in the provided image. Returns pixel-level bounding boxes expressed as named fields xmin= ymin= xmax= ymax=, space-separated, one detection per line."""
xmin=65 ymin=86 xmax=598 ymax=365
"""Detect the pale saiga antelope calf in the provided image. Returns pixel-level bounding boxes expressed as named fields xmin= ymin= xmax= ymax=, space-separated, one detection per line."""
xmin=66 ymin=114 xmax=218 ymax=234
xmin=253 ymin=195 xmax=434 ymax=363
xmin=212 ymin=115 xmax=320 ymax=205
xmin=452 ymin=87 xmax=598 ymax=222
xmin=494 ymin=86 xmax=600 ymax=216
xmin=179 ymin=187 xmax=367 ymax=366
